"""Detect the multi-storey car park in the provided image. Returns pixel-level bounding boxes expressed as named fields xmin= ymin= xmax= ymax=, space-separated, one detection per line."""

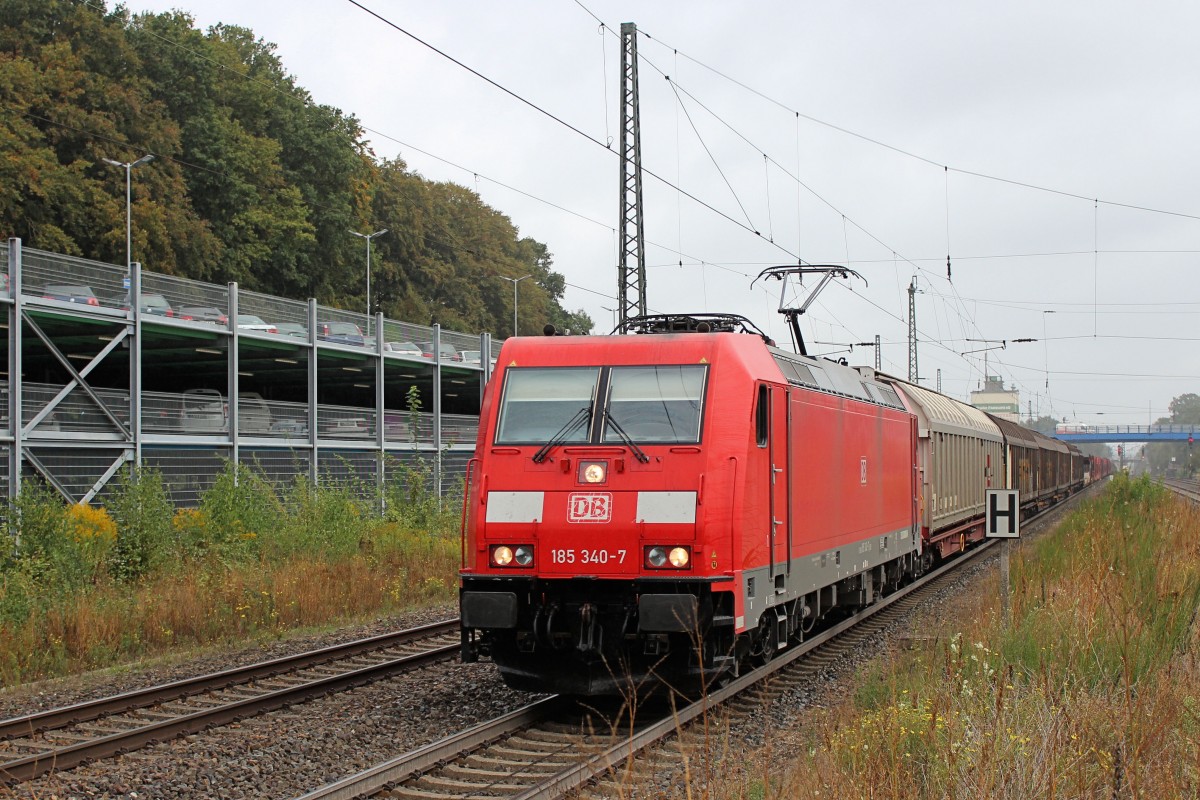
xmin=0 ymin=238 xmax=497 ymax=506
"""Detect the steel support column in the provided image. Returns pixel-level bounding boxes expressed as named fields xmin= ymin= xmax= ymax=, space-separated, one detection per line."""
xmin=307 ymin=299 xmax=319 ymax=486
xmin=8 ymin=238 xmax=21 ymax=501
xmin=130 ymin=261 xmax=142 ymax=466
xmin=432 ymin=323 xmax=442 ymax=502
xmin=228 ymin=282 xmax=239 ymax=477
xmin=375 ymin=311 xmax=385 ymax=513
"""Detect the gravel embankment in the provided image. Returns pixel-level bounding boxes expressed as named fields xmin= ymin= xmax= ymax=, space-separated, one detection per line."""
xmin=6 ymin=494 xmax=1094 ymax=799
xmin=581 ymin=492 xmax=1093 ymax=799
xmin=8 ymin=603 xmax=546 ymax=799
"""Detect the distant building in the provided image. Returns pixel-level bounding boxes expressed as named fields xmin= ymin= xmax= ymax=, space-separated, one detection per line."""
xmin=971 ymin=374 xmax=1019 ymax=423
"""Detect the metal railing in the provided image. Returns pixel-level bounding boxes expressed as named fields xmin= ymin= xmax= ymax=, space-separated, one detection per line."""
xmin=23 ymin=250 xmax=127 ymax=311
xmin=238 ymin=289 xmax=309 ymax=334
xmin=3 ymin=241 xmax=500 ymax=507
xmin=23 ymin=382 xmax=130 ymax=434
xmin=1056 ymin=424 xmax=1200 ymax=435
xmin=141 ymin=272 xmax=230 ymax=324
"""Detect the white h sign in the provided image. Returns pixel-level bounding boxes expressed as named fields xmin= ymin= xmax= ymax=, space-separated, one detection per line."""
xmin=985 ymin=489 xmax=1020 ymax=538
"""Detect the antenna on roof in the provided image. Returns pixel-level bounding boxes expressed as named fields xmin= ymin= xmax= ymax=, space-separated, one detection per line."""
xmin=751 ymin=265 xmax=866 ymax=356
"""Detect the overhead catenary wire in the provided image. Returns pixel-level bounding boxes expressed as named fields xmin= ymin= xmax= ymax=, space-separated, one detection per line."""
xmin=67 ymin=0 xmax=1200 ymax=416
xmin=628 ymin=23 xmax=1200 ymax=224
xmin=344 ymin=0 xmax=803 ymax=264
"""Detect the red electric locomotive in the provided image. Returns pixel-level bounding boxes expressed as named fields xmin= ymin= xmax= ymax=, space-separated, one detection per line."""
xmin=459 ymin=314 xmax=925 ymax=695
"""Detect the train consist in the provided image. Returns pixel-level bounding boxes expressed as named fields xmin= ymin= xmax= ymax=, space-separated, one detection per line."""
xmin=459 ymin=313 xmax=1110 ymax=695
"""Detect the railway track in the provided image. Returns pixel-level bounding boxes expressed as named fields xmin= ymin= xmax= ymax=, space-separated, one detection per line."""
xmin=0 ymin=619 xmax=460 ymax=786
xmin=296 ymin=488 xmax=1099 ymax=800
xmin=1161 ymin=476 xmax=1200 ymax=503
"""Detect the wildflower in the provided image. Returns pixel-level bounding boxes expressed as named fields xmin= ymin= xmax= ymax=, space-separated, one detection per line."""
xmin=68 ymin=503 xmax=117 ymax=541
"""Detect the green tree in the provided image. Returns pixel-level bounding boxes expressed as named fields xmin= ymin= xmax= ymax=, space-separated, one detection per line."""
xmin=1145 ymin=393 xmax=1200 ymax=476
xmin=0 ymin=2 xmax=588 ymax=338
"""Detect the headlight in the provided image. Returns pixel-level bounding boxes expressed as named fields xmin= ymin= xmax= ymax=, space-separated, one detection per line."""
xmin=579 ymin=460 xmax=607 ymax=484
xmin=492 ymin=545 xmax=514 ymax=566
xmin=645 ymin=545 xmax=691 ymax=569
xmin=490 ymin=544 xmax=534 ymax=568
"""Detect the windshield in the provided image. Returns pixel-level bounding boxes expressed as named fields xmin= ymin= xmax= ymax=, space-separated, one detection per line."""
xmin=602 ymin=365 xmax=706 ymax=443
xmin=495 ymin=367 xmax=599 ymax=444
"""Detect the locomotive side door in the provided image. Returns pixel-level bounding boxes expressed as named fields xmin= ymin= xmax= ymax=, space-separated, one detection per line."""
xmin=768 ymin=383 xmax=791 ymax=581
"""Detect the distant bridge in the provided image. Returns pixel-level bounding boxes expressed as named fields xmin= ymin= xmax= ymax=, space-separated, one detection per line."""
xmin=1055 ymin=424 xmax=1199 ymax=443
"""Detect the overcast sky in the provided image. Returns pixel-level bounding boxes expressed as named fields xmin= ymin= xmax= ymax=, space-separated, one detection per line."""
xmin=127 ymin=0 xmax=1200 ymax=427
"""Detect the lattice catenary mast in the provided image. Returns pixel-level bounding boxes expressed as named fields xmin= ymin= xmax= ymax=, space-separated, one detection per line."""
xmin=617 ymin=22 xmax=646 ymax=331
xmin=907 ymin=276 xmax=919 ymax=382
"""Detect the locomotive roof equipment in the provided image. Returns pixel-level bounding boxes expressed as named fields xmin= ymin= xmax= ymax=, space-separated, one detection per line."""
xmin=751 ymin=265 xmax=866 ymax=356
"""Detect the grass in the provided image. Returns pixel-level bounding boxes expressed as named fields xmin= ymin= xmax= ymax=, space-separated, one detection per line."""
xmin=0 ymin=459 xmax=461 ymax=687
xmin=755 ymin=474 xmax=1200 ymax=799
xmin=615 ymin=475 xmax=1200 ymax=799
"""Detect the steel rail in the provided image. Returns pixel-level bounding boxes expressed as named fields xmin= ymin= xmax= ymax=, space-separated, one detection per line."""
xmin=294 ymin=698 xmax=565 ymax=800
xmin=0 ymin=619 xmax=457 ymax=739
xmin=0 ymin=619 xmax=459 ymax=785
xmin=293 ymin=486 xmax=1101 ymax=800
xmin=1161 ymin=476 xmax=1200 ymax=503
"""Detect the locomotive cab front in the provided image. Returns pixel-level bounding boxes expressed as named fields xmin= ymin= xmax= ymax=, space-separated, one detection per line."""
xmin=459 ymin=337 xmax=742 ymax=695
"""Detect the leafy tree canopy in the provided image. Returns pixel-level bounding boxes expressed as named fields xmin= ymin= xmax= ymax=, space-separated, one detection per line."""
xmin=1144 ymin=392 xmax=1200 ymax=476
xmin=0 ymin=1 xmax=592 ymax=336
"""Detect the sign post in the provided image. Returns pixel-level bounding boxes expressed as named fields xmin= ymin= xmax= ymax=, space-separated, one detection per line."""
xmin=985 ymin=489 xmax=1020 ymax=627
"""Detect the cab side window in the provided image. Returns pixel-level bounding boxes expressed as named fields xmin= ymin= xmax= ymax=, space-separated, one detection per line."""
xmin=756 ymin=385 xmax=768 ymax=447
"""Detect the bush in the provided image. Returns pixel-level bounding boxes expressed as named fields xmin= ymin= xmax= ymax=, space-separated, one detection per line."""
xmin=199 ymin=462 xmax=283 ymax=560
xmin=0 ymin=459 xmax=464 ymax=685
xmin=106 ymin=467 xmax=175 ymax=581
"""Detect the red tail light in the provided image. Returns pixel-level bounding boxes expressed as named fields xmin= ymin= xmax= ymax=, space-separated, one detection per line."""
xmin=87 ymin=297 xmax=99 ymax=306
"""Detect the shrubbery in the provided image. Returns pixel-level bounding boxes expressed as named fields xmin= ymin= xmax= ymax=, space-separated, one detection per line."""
xmin=781 ymin=474 xmax=1200 ymax=798
xmin=0 ymin=459 xmax=461 ymax=685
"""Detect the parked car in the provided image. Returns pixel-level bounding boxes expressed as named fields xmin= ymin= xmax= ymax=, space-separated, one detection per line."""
xmin=317 ymin=321 xmax=365 ymax=346
xmin=237 ymin=392 xmax=272 ymax=434
xmin=269 ymin=418 xmax=308 ymax=436
xmin=417 ymin=341 xmax=461 ymax=361
xmin=179 ymin=389 xmax=272 ymax=434
xmin=275 ymin=322 xmax=308 ymax=338
xmin=320 ymin=416 xmax=371 ymax=438
xmin=178 ymin=306 xmax=228 ymax=325
xmin=383 ymin=341 xmax=422 ymax=357
xmin=42 ymin=284 xmax=100 ymax=306
xmin=123 ymin=292 xmax=178 ymax=317
xmin=180 ymin=388 xmax=226 ymax=433
xmin=236 ymin=314 xmax=278 ymax=334
xmin=460 ymin=349 xmax=483 ymax=366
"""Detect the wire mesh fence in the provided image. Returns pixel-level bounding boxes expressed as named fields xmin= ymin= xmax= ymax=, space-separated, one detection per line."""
xmin=23 ymin=248 xmax=126 ymax=310
xmin=3 ymin=241 xmax=487 ymax=509
xmin=23 ymin=382 xmax=130 ymax=435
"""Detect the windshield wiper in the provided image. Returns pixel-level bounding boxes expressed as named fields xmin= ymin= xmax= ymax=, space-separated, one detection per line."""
xmin=603 ymin=410 xmax=650 ymax=463
xmin=532 ymin=405 xmax=592 ymax=463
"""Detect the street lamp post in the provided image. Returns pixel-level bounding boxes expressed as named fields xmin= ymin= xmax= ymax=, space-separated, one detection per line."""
xmin=498 ymin=274 xmax=532 ymax=337
xmin=348 ymin=228 xmax=388 ymax=336
xmin=102 ymin=154 xmax=154 ymax=272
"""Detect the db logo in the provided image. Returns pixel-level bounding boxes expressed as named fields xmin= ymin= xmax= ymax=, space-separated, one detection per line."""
xmin=568 ymin=492 xmax=612 ymax=523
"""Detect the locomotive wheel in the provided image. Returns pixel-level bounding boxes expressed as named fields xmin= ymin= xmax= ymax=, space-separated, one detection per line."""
xmin=749 ymin=614 xmax=778 ymax=665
